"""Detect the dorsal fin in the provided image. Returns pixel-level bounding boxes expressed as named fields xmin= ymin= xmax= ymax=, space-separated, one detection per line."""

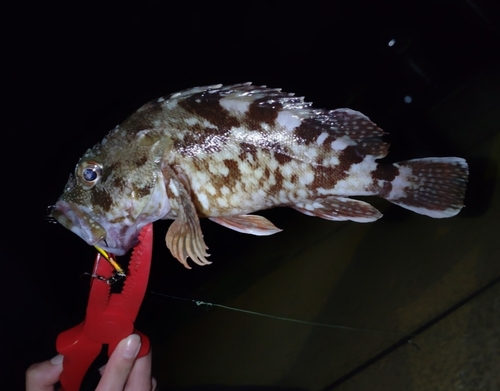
xmin=158 ymin=83 xmax=389 ymax=163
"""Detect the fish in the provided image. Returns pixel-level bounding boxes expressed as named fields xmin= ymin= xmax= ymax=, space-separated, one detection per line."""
xmin=51 ymin=83 xmax=469 ymax=268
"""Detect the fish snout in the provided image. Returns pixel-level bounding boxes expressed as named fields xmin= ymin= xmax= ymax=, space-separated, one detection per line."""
xmin=51 ymin=200 xmax=107 ymax=246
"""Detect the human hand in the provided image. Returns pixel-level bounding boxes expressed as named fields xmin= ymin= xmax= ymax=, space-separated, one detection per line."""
xmin=26 ymin=334 xmax=156 ymax=391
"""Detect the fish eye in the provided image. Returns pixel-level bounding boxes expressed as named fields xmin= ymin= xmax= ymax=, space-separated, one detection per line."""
xmin=77 ymin=161 xmax=102 ymax=188
xmin=83 ymin=167 xmax=98 ymax=181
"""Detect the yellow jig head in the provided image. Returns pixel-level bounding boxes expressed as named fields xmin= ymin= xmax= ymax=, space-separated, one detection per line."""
xmin=94 ymin=245 xmax=126 ymax=282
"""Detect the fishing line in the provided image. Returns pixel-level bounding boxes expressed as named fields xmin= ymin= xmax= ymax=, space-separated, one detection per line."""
xmin=150 ymin=291 xmax=415 ymax=338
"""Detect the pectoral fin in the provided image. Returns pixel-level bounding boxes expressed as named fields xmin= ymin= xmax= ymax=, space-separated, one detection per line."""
xmin=292 ymin=196 xmax=382 ymax=223
xmin=210 ymin=215 xmax=282 ymax=236
xmin=164 ymin=168 xmax=210 ymax=269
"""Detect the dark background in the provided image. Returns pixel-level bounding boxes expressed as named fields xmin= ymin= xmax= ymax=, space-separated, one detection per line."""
xmin=3 ymin=0 xmax=500 ymax=389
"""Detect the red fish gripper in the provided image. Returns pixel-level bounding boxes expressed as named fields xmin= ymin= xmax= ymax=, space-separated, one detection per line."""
xmin=56 ymin=223 xmax=153 ymax=391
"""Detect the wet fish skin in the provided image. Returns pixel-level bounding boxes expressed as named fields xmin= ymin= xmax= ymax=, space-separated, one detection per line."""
xmin=52 ymin=83 xmax=469 ymax=268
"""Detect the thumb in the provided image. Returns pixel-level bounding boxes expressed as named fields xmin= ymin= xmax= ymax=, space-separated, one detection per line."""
xmin=26 ymin=354 xmax=64 ymax=391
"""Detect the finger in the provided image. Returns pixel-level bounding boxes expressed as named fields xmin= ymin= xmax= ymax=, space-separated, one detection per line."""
xmin=26 ymin=355 xmax=64 ymax=391
xmin=96 ymin=334 xmax=141 ymax=391
xmin=124 ymin=348 xmax=154 ymax=391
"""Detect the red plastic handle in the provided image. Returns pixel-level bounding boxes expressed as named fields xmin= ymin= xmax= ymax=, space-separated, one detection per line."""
xmin=56 ymin=224 xmax=153 ymax=391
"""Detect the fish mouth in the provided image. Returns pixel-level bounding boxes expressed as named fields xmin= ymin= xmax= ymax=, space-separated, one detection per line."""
xmin=51 ymin=200 xmax=138 ymax=256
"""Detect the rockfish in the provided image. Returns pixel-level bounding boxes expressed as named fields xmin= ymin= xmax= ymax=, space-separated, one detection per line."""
xmin=52 ymin=83 xmax=468 ymax=268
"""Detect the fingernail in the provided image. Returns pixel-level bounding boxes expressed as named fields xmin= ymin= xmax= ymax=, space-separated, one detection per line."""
xmin=50 ymin=354 xmax=64 ymax=365
xmin=123 ymin=334 xmax=141 ymax=359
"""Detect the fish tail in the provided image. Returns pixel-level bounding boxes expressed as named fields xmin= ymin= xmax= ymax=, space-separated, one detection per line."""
xmin=384 ymin=157 xmax=468 ymax=218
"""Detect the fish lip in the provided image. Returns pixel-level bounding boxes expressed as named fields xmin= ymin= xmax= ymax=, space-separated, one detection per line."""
xmin=52 ymin=201 xmax=106 ymax=245
xmin=52 ymin=200 xmax=139 ymax=255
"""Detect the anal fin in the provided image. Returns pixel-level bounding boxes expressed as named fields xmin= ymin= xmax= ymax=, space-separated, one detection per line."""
xmin=292 ymin=196 xmax=382 ymax=223
xmin=210 ymin=215 xmax=282 ymax=236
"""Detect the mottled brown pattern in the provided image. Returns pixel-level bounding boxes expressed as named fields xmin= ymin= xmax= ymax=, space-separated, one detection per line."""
xmin=263 ymin=167 xmax=271 ymax=180
xmin=136 ymin=185 xmax=153 ymax=198
xmin=273 ymin=150 xmax=293 ymax=165
xmin=372 ymin=164 xmax=399 ymax=197
xmin=294 ymin=119 xmax=320 ymax=144
xmin=179 ymin=92 xmax=240 ymax=130
xmin=372 ymin=164 xmax=399 ymax=182
xmin=239 ymin=142 xmax=259 ymax=162
xmin=320 ymin=135 xmax=339 ymax=154
xmin=337 ymin=145 xmax=365 ymax=172
xmin=376 ymin=181 xmax=393 ymax=198
xmin=173 ymin=134 xmax=195 ymax=156
xmin=310 ymin=164 xmax=337 ymax=190
xmin=174 ymin=126 xmax=229 ymax=156
xmin=91 ymin=188 xmax=113 ymax=212
xmin=222 ymin=158 xmax=239 ymax=172
xmin=190 ymin=158 xmax=211 ymax=177
xmin=309 ymin=145 xmax=365 ymax=190
xmin=294 ymin=110 xmax=389 ymax=160
xmin=184 ymin=158 xmax=216 ymax=216
xmin=100 ymin=162 xmax=118 ymax=183
xmin=243 ymin=100 xmax=282 ymax=130
xmin=111 ymin=176 xmax=126 ymax=189
xmin=268 ymin=169 xmax=284 ymax=196
xmin=222 ymin=159 xmax=242 ymax=188
xmin=135 ymin=155 xmax=149 ymax=167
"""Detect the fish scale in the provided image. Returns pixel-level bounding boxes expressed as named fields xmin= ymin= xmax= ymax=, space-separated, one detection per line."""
xmin=52 ymin=83 xmax=469 ymax=268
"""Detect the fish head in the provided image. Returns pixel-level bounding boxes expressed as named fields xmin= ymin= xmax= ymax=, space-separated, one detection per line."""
xmin=52 ymin=128 xmax=172 ymax=255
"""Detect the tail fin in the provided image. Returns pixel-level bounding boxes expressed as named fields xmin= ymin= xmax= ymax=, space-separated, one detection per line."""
xmin=385 ymin=157 xmax=468 ymax=218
